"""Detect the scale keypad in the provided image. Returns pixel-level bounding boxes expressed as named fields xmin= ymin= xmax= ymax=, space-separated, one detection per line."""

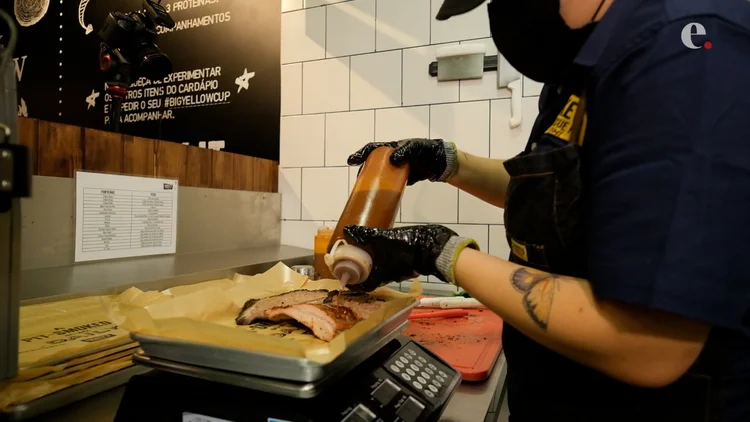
xmin=384 ymin=343 xmax=456 ymax=404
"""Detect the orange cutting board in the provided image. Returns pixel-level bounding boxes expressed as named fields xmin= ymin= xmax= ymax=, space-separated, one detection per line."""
xmin=404 ymin=308 xmax=503 ymax=382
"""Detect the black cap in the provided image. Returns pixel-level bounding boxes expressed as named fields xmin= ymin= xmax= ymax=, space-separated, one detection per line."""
xmin=435 ymin=0 xmax=487 ymax=21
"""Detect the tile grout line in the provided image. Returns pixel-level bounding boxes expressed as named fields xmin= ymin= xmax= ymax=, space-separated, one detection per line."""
xmin=400 ymin=49 xmax=404 ymax=108
xmin=373 ymin=0 xmax=378 ymax=53
xmin=281 ymin=36 xmax=498 ymax=67
xmin=299 ymin=166 xmax=303 ymax=219
xmin=300 ymin=62 xmax=305 ymax=116
xmin=488 ymin=100 xmax=492 ymax=158
xmin=428 ymin=0 xmax=432 ymax=45
xmin=282 ymin=97 xmax=526 ymax=119
xmin=324 ymin=4 xmax=328 ymax=60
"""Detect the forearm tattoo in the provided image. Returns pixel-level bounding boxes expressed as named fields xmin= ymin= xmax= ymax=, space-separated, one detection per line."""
xmin=510 ymin=268 xmax=561 ymax=331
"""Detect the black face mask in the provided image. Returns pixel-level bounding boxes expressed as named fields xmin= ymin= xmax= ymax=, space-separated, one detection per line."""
xmin=487 ymin=0 xmax=603 ymax=85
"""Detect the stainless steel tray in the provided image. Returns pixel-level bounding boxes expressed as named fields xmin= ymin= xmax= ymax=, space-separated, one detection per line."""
xmin=1 ymin=365 xmax=150 ymax=421
xmin=133 ymin=327 xmax=407 ymax=399
xmin=132 ymin=301 xmax=416 ymax=383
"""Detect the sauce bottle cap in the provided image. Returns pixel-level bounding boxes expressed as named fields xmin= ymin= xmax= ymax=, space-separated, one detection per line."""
xmin=324 ymin=240 xmax=372 ymax=286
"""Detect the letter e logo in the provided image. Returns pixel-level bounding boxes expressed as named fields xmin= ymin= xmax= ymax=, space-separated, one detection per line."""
xmin=681 ymin=23 xmax=710 ymax=49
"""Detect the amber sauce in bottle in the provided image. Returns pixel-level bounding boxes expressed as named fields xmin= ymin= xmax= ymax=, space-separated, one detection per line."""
xmin=314 ymin=227 xmax=335 ymax=279
xmin=328 ymin=147 xmax=409 ymax=262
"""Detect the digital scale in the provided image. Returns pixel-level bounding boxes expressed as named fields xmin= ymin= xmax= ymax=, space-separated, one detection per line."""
xmin=115 ymin=336 xmax=461 ymax=422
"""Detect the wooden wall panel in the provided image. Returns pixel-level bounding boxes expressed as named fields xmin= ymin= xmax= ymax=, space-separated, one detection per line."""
xmin=38 ymin=121 xmax=83 ymax=178
xmin=185 ymin=146 xmax=213 ymax=188
xmin=83 ymin=128 xmax=123 ymax=173
xmin=155 ymin=140 xmax=188 ymax=185
xmin=123 ymin=135 xmax=156 ymax=177
xmin=210 ymin=150 xmax=234 ymax=190
xmin=234 ymin=155 xmax=278 ymax=193
xmin=27 ymin=118 xmax=278 ymax=192
xmin=17 ymin=117 xmax=38 ymax=174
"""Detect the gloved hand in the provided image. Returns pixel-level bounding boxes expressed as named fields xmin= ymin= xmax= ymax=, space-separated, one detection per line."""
xmin=343 ymin=225 xmax=479 ymax=291
xmin=347 ymin=139 xmax=458 ymax=186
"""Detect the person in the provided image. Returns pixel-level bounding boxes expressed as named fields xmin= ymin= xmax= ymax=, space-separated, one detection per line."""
xmin=342 ymin=0 xmax=750 ymax=420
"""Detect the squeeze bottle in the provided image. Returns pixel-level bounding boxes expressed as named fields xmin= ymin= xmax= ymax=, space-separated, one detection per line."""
xmin=325 ymin=147 xmax=409 ymax=289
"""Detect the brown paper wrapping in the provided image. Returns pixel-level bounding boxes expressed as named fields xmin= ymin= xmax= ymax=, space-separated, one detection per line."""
xmin=11 ymin=343 xmax=138 ymax=382
xmin=0 ymin=357 xmax=134 ymax=411
xmin=18 ymin=296 xmax=132 ymax=369
xmin=106 ymin=263 xmax=420 ymax=363
xmin=1 ymin=262 xmax=419 ymax=411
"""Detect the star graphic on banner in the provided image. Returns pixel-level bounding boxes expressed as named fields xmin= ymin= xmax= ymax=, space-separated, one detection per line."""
xmin=86 ymin=89 xmax=100 ymax=110
xmin=235 ymin=68 xmax=255 ymax=93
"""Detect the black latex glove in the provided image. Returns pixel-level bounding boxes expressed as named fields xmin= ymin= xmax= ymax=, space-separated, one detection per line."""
xmin=342 ymin=224 xmax=458 ymax=292
xmin=347 ymin=139 xmax=449 ymax=186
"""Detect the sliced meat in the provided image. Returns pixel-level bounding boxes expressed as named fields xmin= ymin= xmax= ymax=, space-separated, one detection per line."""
xmin=324 ymin=291 xmax=385 ymax=320
xmin=265 ymin=304 xmax=359 ymax=342
xmin=235 ymin=290 xmax=331 ymax=325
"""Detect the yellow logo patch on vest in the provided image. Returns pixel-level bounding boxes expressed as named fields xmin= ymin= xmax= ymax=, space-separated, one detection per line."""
xmin=544 ymin=94 xmax=587 ymax=144
xmin=510 ymin=238 xmax=529 ymax=262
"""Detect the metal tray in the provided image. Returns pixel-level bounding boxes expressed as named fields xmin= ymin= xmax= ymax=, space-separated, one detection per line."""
xmin=133 ymin=328 xmax=407 ymax=399
xmin=0 ymin=366 xmax=150 ymax=421
xmin=132 ymin=301 xmax=416 ymax=383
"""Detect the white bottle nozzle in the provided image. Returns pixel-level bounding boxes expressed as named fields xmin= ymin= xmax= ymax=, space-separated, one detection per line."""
xmin=324 ymin=239 xmax=373 ymax=289
xmin=339 ymin=273 xmax=350 ymax=291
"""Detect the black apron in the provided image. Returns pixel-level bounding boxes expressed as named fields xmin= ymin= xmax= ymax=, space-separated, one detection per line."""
xmin=501 ymin=86 xmax=728 ymax=421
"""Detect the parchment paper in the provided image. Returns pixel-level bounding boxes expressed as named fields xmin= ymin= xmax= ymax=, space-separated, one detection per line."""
xmin=105 ymin=263 xmax=420 ymax=363
xmin=18 ymin=296 xmax=132 ymax=369
xmin=11 ymin=342 xmax=138 ymax=382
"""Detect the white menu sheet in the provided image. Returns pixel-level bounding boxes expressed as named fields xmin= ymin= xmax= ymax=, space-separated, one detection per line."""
xmin=74 ymin=171 xmax=179 ymax=263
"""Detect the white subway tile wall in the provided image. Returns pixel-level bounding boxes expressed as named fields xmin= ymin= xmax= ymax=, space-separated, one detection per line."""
xmin=301 ymin=167 xmax=350 ymax=220
xmin=489 ymin=225 xmax=512 ymax=259
xmin=281 ymin=64 xmax=303 ymax=116
xmin=302 ymin=58 xmax=350 ymax=114
xmin=326 ymin=0 xmax=377 ymax=58
xmin=459 ymin=190 xmax=503 ymax=225
xmin=376 ymin=0 xmax=431 ymax=51
xmin=430 ymin=101 xmax=490 ymax=158
xmin=429 ymin=0 xmax=490 ymax=44
xmin=375 ymin=106 xmax=429 ymax=141
xmin=490 ymin=97 xmax=539 ymax=159
xmin=350 ymin=50 xmax=402 ymax=110
xmin=279 ymin=0 xmax=541 ymax=285
xmin=403 ymin=44 xmax=459 ymax=106
xmin=281 ymin=8 xmax=326 ymax=64
xmin=401 ymin=182 xmax=458 ymax=224
xmin=280 ymin=114 xmax=325 ymax=167
xmin=279 ymin=168 xmax=302 ymax=220
xmin=282 ymin=0 xmax=304 ymax=13
xmin=458 ymin=38 xmax=512 ymax=102
xmin=348 ymin=166 xmax=360 ymax=192
xmin=326 ymin=110 xmax=375 ymax=166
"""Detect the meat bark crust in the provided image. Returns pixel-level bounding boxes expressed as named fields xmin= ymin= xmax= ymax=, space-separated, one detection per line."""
xmin=324 ymin=291 xmax=385 ymax=320
xmin=235 ymin=289 xmax=387 ymax=342
xmin=235 ymin=289 xmax=331 ymax=325
xmin=265 ymin=304 xmax=359 ymax=342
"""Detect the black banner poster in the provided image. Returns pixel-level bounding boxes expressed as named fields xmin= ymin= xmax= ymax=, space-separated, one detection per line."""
xmin=1 ymin=0 xmax=281 ymax=161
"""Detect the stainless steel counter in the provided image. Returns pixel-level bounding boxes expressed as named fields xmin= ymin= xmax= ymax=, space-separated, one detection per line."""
xmin=20 ymin=245 xmax=312 ymax=303
xmin=12 ymin=245 xmax=508 ymax=421
xmin=442 ymin=354 xmax=506 ymax=422
xmin=24 ymin=357 xmax=506 ymax=422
